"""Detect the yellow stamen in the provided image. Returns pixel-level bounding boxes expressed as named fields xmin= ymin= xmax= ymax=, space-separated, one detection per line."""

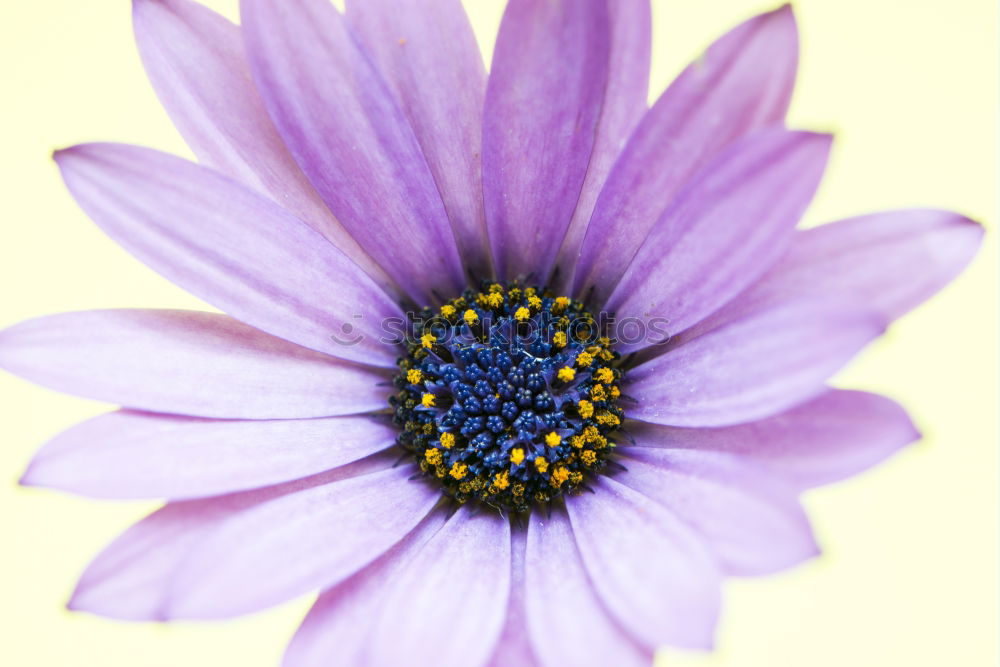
xmin=594 ymin=367 xmax=614 ymax=383
xmin=420 ymin=333 xmax=436 ymax=349
xmin=596 ymin=411 xmax=620 ymax=426
xmin=464 ymin=309 xmax=479 ymax=325
xmin=610 ymin=385 xmax=621 ymax=399
xmin=510 ymin=447 xmax=525 ymax=465
xmin=552 ymin=331 xmax=568 ymax=348
xmin=421 ymin=393 xmax=436 ymax=407
xmin=406 ymin=369 xmax=423 ymax=384
xmin=590 ymin=384 xmax=607 ymax=401
xmin=439 ymin=432 xmax=455 ymax=449
xmin=557 ymin=366 xmax=576 ymax=382
xmin=441 ymin=304 xmax=456 ymax=317
xmin=528 ymin=295 xmax=542 ymax=309
xmin=581 ymin=450 xmax=597 ymax=466
xmin=545 ymin=432 xmax=561 ymax=447
xmin=449 ymin=462 xmax=468 ymax=479
xmin=549 ymin=465 xmax=570 ymax=488
xmin=486 ymin=292 xmax=504 ymax=308
xmin=425 ymin=448 xmax=442 ymax=465
xmin=534 ymin=456 xmax=549 ymax=473
xmin=493 ymin=471 xmax=510 ymax=490
xmin=515 ymin=306 xmax=530 ymax=321
xmin=577 ymin=399 xmax=594 ymax=419
xmin=553 ymin=296 xmax=570 ymax=313
xmin=576 ymin=351 xmax=594 ymax=367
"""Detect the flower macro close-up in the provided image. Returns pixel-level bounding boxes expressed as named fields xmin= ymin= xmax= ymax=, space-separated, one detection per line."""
xmin=1 ymin=1 xmax=996 ymax=666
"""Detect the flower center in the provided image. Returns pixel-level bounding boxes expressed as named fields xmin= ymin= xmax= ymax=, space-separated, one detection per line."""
xmin=391 ymin=282 xmax=625 ymax=513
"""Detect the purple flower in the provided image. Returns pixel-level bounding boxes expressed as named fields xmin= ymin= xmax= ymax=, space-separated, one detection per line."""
xmin=0 ymin=0 xmax=982 ymax=665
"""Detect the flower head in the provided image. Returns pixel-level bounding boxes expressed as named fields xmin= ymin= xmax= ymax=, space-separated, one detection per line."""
xmin=0 ymin=0 xmax=982 ymax=665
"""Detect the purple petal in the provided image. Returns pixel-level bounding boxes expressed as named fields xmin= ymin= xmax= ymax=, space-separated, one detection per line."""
xmin=627 ymin=389 xmax=920 ymax=489
xmin=131 ymin=0 xmax=389 ymax=287
xmin=0 ymin=310 xmax=387 ymax=419
xmin=364 ymin=505 xmax=511 ymax=667
xmin=573 ymin=5 xmax=798 ymax=301
xmin=526 ymin=508 xmax=653 ymax=666
xmin=55 ymin=143 xmax=401 ymax=368
xmin=627 ymin=299 xmax=884 ymax=427
xmin=283 ymin=509 xmax=448 ymax=667
xmin=484 ymin=526 xmax=540 ymax=667
xmin=615 ymin=448 xmax=819 ymax=576
xmin=551 ymin=0 xmax=652 ymax=291
xmin=482 ymin=0 xmax=610 ymax=282
xmin=240 ymin=0 xmax=465 ymax=304
xmin=22 ymin=411 xmax=396 ymax=500
xmin=345 ymin=0 xmax=491 ymax=277
xmin=693 ymin=209 xmax=984 ymax=335
xmin=606 ymin=129 xmax=832 ymax=349
xmin=164 ymin=465 xmax=438 ymax=619
xmin=68 ymin=454 xmax=392 ymax=621
xmin=566 ymin=476 xmax=721 ymax=650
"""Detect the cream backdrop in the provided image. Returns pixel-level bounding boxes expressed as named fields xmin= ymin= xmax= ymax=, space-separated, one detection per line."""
xmin=1 ymin=1 xmax=996 ymax=665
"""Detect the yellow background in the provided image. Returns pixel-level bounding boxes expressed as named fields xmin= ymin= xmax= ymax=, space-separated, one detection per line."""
xmin=0 ymin=1 xmax=996 ymax=665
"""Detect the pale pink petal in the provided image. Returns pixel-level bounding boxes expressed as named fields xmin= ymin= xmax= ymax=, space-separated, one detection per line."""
xmin=615 ymin=448 xmax=819 ymax=575
xmin=346 ymin=0 xmax=491 ymax=276
xmin=22 ymin=411 xmax=396 ymax=500
xmin=526 ymin=508 xmax=653 ymax=666
xmin=164 ymin=465 xmax=439 ymax=619
xmin=55 ymin=144 xmax=402 ymax=368
xmin=364 ymin=505 xmax=511 ymax=667
xmin=627 ymin=389 xmax=920 ymax=489
xmin=132 ymin=0 xmax=389 ymax=288
xmin=566 ymin=477 xmax=722 ymax=649
xmin=68 ymin=453 xmax=393 ymax=621
xmin=283 ymin=509 xmax=448 ymax=667
xmin=0 ymin=310 xmax=387 ymax=419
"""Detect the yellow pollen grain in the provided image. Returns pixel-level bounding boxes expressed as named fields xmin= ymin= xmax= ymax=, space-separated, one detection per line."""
xmin=570 ymin=435 xmax=585 ymax=449
xmin=493 ymin=471 xmax=510 ymax=490
xmin=576 ymin=351 xmax=594 ymax=367
xmin=406 ymin=369 xmax=423 ymax=384
xmin=441 ymin=304 xmax=456 ymax=317
xmin=449 ymin=462 xmax=468 ymax=480
xmin=425 ymin=448 xmax=442 ymax=465
xmin=528 ymin=295 xmax=542 ymax=309
xmin=515 ymin=306 xmax=531 ymax=321
xmin=596 ymin=411 xmax=620 ymax=426
xmin=545 ymin=432 xmax=562 ymax=447
xmin=557 ymin=366 xmax=576 ymax=382
xmin=552 ymin=331 xmax=568 ymax=348
xmin=590 ymin=384 xmax=607 ymax=401
xmin=464 ymin=309 xmax=479 ymax=325
xmin=421 ymin=393 xmax=436 ymax=408
xmin=581 ymin=450 xmax=597 ymax=466
xmin=594 ymin=368 xmax=614 ymax=383
xmin=439 ymin=432 xmax=455 ymax=449
xmin=510 ymin=447 xmax=525 ymax=465
xmin=549 ymin=465 xmax=570 ymax=488
xmin=534 ymin=456 xmax=549 ymax=473
xmin=577 ymin=399 xmax=594 ymax=419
